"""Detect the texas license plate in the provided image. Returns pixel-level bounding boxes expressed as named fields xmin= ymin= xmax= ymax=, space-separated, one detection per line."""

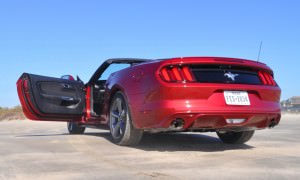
xmin=224 ymin=91 xmax=250 ymax=105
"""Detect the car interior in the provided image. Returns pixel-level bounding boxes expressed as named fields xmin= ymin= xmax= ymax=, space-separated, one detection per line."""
xmin=92 ymin=80 xmax=106 ymax=115
xmin=90 ymin=63 xmax=131 ymax=116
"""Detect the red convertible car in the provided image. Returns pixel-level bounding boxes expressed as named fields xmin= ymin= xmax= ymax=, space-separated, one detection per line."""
xmin=17 ymin=57 xmax=281 ymax=146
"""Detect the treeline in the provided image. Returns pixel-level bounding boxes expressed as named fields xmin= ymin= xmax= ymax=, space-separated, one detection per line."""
xmin=0 ymin=106 xmax=26 ymax=120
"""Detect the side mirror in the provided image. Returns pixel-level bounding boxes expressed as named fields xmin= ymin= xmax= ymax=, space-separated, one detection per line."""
xmin=76 ymin=75 xmax=83 ymax=83
xmin=61 ymin=75 xmax=75 ymax=81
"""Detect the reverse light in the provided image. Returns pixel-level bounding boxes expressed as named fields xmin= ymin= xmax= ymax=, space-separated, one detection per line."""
xmin=226 ymin=118 xmax=246 ymax=124
xmin=160 ymin=65 xmax=195 ymax=83
xmin=258 ymin=71 xmax=276 ymax=86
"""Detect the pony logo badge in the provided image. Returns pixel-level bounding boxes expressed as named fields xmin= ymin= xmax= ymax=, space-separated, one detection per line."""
xmin=224 ymin=72 xmax=239 ymax=81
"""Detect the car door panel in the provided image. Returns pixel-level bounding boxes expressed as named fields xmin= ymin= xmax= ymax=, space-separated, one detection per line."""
xmin=17 ymin=73 xmax=85 ymax=121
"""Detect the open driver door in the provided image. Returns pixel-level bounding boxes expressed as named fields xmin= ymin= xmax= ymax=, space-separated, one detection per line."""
xmin=17 ymin=73 xmax=85 ymax=121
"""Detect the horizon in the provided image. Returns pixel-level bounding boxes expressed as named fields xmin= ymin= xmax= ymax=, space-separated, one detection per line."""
xmin=1 ymin=0 xmax=300 ymax=107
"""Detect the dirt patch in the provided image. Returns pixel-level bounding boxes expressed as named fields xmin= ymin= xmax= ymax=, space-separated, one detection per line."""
xmin=0 ymin=106 xmax=25 ymax=121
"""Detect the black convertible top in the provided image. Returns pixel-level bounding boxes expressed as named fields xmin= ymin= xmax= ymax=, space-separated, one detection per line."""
xmin=87 ymin=58 xmax=152 ymax=85
xmin=105 ymin=58 xmax=152 ymax=64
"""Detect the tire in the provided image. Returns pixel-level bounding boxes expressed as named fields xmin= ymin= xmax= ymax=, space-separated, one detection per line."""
xmin=67 ymin=122 xmax=86 ymax=134
xmin=109 ymin=91 xmax=143 ymax=146
xmin=216 ymin=130 xmax=255 ymax=144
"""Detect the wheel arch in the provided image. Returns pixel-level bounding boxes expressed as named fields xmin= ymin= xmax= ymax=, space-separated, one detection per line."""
xmin=108 ymin=85 xmax=139 ymax=129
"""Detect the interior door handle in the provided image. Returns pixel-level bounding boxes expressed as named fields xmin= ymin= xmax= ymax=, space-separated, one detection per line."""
xmin=62 ymin=83 xmax=74 ymax=90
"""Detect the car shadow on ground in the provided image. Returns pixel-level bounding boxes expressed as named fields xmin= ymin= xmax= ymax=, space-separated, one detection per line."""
xmin=84 ymin=131 xmax=255 ymax=152
xmin=15 ymin=133 xmax=68 ymax=137
xmin=16 ymin=131 xmax=254 ymax=152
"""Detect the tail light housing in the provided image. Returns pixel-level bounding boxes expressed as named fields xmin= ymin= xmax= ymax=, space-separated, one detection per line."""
xmin=160 ymin=65 xmax=195 ymax=83
xmin=258 ymin=71 xmax=276 ymax=86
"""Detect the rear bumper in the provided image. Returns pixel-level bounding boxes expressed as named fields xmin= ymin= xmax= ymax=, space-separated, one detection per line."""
xmin=131 ymin=98 xmax=281 ymax=131
xmin=147 ymin=112 xmax=280 ymax=131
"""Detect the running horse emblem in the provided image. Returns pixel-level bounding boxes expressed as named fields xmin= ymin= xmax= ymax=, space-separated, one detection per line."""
xmin=224 ymin=72 xmax=239 ymax=81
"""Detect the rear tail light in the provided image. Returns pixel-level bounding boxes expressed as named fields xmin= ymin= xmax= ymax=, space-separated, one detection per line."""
xmin=161 ymin=68 xmax=171 ymax=81
xmin=182 ymin=66 xmax=194 ymax=81
xmin=171 ymin=67 xmax=183 ymax=81
xmin=258 ymin=71 xmax=276 ymax=86
xmin=160 ymin=65 xmax=195 ymax=82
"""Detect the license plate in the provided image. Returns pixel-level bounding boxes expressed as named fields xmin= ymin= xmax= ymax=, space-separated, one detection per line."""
xmin=224 ymin=91 xmax=250 ymax=105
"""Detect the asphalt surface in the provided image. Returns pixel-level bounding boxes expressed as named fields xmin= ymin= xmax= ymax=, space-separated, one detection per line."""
xmin=0 ymin=114 xmax=299 ymax=180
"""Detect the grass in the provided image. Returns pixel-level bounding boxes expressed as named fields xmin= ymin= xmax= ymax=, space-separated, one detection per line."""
xmin=0 ymin=106 xmax=26 ymax=121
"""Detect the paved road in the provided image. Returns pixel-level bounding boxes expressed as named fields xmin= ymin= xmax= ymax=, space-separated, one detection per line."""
xmin=0 ymin=114 xmax=299 ymax=180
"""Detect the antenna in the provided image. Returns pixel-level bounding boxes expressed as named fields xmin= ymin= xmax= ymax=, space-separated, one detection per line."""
xmin=257 ymin=41 xmax=263 ymax=62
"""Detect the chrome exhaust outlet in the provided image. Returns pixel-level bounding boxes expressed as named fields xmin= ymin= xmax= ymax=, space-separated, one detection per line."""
xmin=170 ymin=118 xmax=184 ymax=130
xmin=268 ymin=119 xmax=277 ymax=128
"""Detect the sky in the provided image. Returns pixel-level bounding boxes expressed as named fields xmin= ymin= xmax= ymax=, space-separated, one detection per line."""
xmin=0 ymin=0 xmax=299 ymax=107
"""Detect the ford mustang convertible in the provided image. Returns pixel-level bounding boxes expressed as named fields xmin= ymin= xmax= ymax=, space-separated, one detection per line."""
xmin=17 ymin=57 xmax=281 ymax=146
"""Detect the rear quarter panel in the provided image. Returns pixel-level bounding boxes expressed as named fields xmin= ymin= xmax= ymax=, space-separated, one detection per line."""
xmin=103 ymin=62 xmax=161 ymax=126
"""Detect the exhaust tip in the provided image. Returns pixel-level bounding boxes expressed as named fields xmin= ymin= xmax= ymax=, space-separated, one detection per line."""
xmin=268 ymin=119 xmax=277 ymax=128
xmin=170 ymin=118 xmax=184 ymax=130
